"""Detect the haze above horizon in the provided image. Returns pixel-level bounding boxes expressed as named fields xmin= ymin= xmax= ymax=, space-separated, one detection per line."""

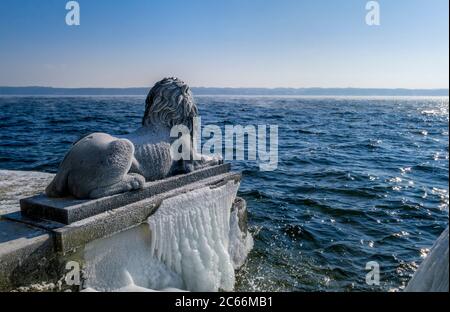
xmin=0 ymin=0 xmax=448 ymax=89
xmin=1 ymin=86 xmax=448 ymax=96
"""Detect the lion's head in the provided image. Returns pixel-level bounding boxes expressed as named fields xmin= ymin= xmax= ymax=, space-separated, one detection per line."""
xmin=142 ymin=77 xmax=198 ymax=131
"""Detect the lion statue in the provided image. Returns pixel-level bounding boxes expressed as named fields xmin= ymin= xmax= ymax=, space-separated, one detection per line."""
xmin=45 ymin=77 xmax=222 ymax=199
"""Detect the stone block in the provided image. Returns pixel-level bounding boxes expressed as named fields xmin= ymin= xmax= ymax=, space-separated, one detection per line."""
xmin=0 ymin=220 xmax=56 ymax=290
xmin=20 ymin=164 xmax=231 ymax=224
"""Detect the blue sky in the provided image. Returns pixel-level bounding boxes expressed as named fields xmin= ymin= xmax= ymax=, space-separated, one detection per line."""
xmin=0 ymin=0 xmax=448 ymax=88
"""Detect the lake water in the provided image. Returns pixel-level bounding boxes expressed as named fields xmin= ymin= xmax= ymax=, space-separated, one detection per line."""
xmin=0 ymin=95 xmax=448 ymax=291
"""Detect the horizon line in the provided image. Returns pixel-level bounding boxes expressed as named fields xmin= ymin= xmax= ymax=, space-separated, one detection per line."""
xmin=1 ymin=85 xmax=449 ymax=90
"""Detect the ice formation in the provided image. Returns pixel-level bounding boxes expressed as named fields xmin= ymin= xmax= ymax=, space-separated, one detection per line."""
xmin=82 ymin=180 xmax=253 ymax=292
xmin=229 ymin=207 xmax=254 ymax=269
xmin=82 ymin=224 xmax=184 ymax=291
xmin=83 ymin=270 xmax=186 ymax=292
xmin=405 ymin=227 xmax=449 ymax=292
xmin=148 ymin=181 xmax=242 ymax=292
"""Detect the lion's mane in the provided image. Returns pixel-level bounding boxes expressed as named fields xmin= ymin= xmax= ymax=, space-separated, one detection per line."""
xmin=142 ymin=77 xmax=198 ymax=131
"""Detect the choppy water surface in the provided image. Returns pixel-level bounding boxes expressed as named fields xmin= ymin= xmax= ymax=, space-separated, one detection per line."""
xmin=0 ymin=96 xmax=448 ymax=291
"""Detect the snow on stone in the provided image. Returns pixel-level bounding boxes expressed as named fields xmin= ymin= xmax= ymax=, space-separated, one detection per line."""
xmin=0 ymin=170 xmax=54 ymax=215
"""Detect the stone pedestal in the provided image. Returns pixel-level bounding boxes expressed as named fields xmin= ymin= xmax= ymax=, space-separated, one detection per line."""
xmin=0 ymin=164 xmax=249 ymax=291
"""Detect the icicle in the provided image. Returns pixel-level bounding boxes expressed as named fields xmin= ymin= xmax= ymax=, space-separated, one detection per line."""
xmin=81 ymin=179 xmax=253 ymax=292
xmin=147 ymin=181 xmax=239 ymax=291
xmin=229 ymin=207 xmax=254 ymax=269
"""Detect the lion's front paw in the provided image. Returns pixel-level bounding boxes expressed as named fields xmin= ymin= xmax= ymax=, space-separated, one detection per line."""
xmin=128 ymin=173 xmax=145 ymax=190
xmin=215 ymin=155 xmax=224 ymax=165
xmin=202 ymin=154 xmax=223 ymax=166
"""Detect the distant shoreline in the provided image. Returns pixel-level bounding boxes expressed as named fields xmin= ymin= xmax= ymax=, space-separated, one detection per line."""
xmin=0 ymin=86 xmax=448 ymax=97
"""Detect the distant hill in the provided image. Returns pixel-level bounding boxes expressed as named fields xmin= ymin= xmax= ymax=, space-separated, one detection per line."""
xmin=0 ymin=86 xmax=448 ymax=96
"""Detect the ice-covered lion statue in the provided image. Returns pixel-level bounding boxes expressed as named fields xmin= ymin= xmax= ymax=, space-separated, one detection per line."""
xmin=45 ymin=77 xmax=221 ymax=199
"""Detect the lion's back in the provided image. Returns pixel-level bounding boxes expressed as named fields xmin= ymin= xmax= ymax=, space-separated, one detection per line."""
xmin=133 ymin=142 xmax=174 ymax=181
xmin=46 ymin=132 xmax=135 ymax=198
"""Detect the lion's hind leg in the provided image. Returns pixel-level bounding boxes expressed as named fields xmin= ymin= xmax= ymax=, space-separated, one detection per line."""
xmin=88 ymin=173 xmax=145 ymax=199
xmin=45 ymin=169 xmax=69 ymax=198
